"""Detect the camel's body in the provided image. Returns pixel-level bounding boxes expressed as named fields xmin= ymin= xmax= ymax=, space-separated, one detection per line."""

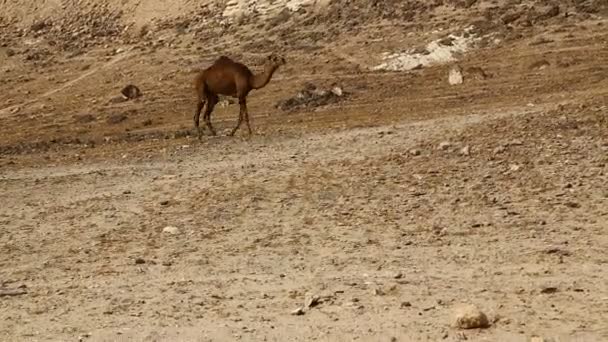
xmin=193 ymin=54 xmax=286 ymax=138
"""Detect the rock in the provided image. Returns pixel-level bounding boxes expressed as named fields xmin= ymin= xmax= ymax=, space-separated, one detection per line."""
xmin=331 ymin=86 xmax=343 ymax=97
xmin=453 ymin=304 xmax=489 ymax=329
xmin=106 ymin=113 xmax=127 ymax=124
xmin=108 ymin=96 xmax=128 ymax=104
xmin=460 ymin=145 xmax=471 ymax=156
xmin=393 ymin=272 xmax=403 ymax=279
xmin=438 ymin=141 xmax=452 ymax=150
xmin=400 ymin=301 xmax=412 ymax=308
xmin=448 ymin=65 xmax=464 ymax=85
xmin=134 ymin=258 xmax=146 ymax=264
xmin=509 ymin=164 xmax=522 ymax=172
xmin=409 ymin=149 xmax=421 ymax=156
xmin=291 ymin=307 xmax=305 ymax=315
xmin=304 ymin=293 xmax=320 ymax=308
xmin=120 ymin=84 xmax=142 ymax=100
xmin=162 ymin=226 xmax=180 ymax=235
xmin=540 ymin=285 xmax=558 ymax=294
xmin=159 ymin=200 xmax=170 ymax=206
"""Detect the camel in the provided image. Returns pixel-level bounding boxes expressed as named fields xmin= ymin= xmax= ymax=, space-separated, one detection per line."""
xmin=193 ymin=54 xmax=286 ymax=138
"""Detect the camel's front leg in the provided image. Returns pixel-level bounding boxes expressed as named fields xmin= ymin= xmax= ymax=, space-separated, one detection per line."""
xmin=229 ymin=98 xmax=246 ymax=136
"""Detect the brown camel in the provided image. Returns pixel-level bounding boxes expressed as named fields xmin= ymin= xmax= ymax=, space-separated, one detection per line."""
xmin=193 ymin=54 xmax=286 ymax=138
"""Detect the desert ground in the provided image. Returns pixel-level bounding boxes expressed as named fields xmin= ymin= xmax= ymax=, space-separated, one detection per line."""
xmin=0 ymin=1 xmax=607 ymax=341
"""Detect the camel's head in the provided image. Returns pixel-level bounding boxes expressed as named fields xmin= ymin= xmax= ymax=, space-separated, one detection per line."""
xmin=266 ymin=54 xmax=286 ymax=68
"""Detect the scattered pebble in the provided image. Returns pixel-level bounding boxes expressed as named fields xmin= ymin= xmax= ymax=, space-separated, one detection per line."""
xmin=540 ymin=285 xmax=558 ymax=294
xmin=438 ymin=142 xmax=452 ymax=150
xmin=401 ymin=301 xmax=412 ymax=308
xmin=509 ymin=164 xmax=522 ymax=172
xmin=121 ymin=84 xmax=142 ymax=100
xmin=460 ymin=145 xmax=471 ymax=156
xmin=134 ymin=258 xmax=145 ymax=264
xmin=305 ymin=293 xmax=320 ymax=308
xmin=162 ymin=226 xmax=180 ymax=235
xmin=291 ymin=307 xmax=305 ymax=316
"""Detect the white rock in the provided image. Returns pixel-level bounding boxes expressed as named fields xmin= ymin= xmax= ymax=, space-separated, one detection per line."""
xmin=460 ymin=145 xmax=471 ymax=156
xmin=162 ymin=226 xmax=180 ymax=235
xmin=438 ymin=141 xmax=452 ymax=150
xmin=304 ymin=293 xmax=320 ymax=308
xmin=449 ymin=66 xmax=464 ymax=85
xmin=331 ymin=86 xmax=343 ymax=97
xmin=291 ymin=307 xmax=305 ymax=315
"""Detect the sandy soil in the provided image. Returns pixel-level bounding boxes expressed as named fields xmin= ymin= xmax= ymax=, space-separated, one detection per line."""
xmin=0 ymin=1 xmax=607 ymax=341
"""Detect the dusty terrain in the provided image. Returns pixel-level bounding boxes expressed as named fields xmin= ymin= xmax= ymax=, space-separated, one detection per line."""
xmin=0 ymin=1 xmax=607 ymax=341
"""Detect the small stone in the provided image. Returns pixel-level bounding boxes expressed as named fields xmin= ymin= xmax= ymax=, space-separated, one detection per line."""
xmin=331 ymin=86 xmax=343 ymax=97
xmin=291 ymin=307 xmax=305 ymax=315
xmin=453 ymin=304 xmax=489 ymax=329
xmin=305 ymin=293 xmax=320 ymax=308
xmin=448 ymin=65 xmax=464 ymax=85
xmin=120 ymin=84 xmax=142 ymax=99
xmin=160 ymin=200 xmax=170 ymax=206
xmin=460 ymin=145 xmax=471 ymax=156
xmin=510 ymin=164 xmax=522 ymax=172
xmin=540 ymin=285 xmax=558 ymax=294
xmin=409 ymin=149 xmax=421 ymax=156
xmin=400 ymin=301 xmax=412 ymax=308
xmin=162 ymin=226 xmax=180 ymax=235
xmin=438 ymin=142 xmax=452 ymax=150
xmin=393 ymin=272 xmax=403 ymax=279
xmin=134 ymin=258 xmax=145 ymax=264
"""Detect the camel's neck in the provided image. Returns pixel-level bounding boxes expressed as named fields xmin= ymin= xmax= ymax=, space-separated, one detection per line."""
xmin=250 ymin=65 xmax=279 ymax=90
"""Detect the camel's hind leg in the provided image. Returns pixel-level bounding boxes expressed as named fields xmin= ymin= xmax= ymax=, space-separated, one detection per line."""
xmin=203 ymin=94 xmax=218 ymax=136
xmin=194 ymin=99 xmax=206 ymax=140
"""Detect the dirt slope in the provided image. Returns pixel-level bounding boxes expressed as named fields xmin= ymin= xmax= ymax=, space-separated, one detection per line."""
xmin=0 ymin=1 xmax=607 ymax=341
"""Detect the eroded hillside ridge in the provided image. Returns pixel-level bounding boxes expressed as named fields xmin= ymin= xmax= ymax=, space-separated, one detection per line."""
xmin=1 ymin=0 xmax=606 ymax=47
